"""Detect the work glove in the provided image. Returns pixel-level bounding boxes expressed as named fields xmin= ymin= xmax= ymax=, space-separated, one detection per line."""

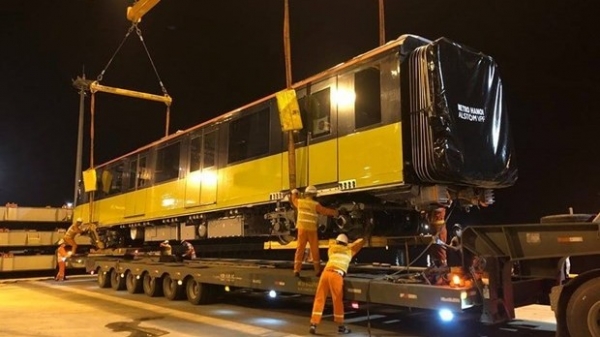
xmin=291 ymin=189 xmax=299 ymax=195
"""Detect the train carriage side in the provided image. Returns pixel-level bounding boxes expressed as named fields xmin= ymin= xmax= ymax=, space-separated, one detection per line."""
xmin=73 ymin=34 xmax=517 ymax=248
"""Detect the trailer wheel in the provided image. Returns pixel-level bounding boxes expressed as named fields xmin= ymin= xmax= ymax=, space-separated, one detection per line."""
xmin=97 ymin=270 xmax=110 ymax=288
xmin=142 ymin=273 xmax=163 ymax=297
xmin=163 ymin=275 xmax=184 ymax=300
xmin=110 ymin=269 xmax=126 ymax=291
xmin=566 ymin=277 xmax=600 ymax=337
xmin=186 ymin=278 xmax=210 ymax=305
xmin=125 ymin=272 xmax=143 ymax=294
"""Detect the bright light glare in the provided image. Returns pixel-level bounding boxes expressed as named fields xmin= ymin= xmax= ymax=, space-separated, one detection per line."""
xmin=177 ymin=280 xmax=183 ymax=286
xmin=161 ymin=197 xmax=176 ymax=207
xmin=268 ymin=290 xmax=277 ymax=299
xmin=332 ymin=88 xmax=355 ymax=107
xmin=351 ymin=302 xmax=359 ymax=309
xmin=439 ymin=309 xmax=454 ymax=322
xmin=224 ymin=286 xmax=231 ymax=292
xmin=452 ymin=275 xmax=461 ymax=285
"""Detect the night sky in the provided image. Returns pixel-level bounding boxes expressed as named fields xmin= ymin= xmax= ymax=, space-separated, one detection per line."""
xmin=1 ymin=1 xmax=598 ymax=225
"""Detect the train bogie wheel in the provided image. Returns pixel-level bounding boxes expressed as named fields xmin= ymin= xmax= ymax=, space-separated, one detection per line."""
xmin=97 ymin=270 xmax=110 ymax=288
xmin=125 ymin=272 xmax=143 ymax=294
xmin=566 ymin=277 xmax=600 ymax=337
xmin=142 ymin=273 xmax=163 ymax=297
xmin=163 ymin=275 xmax=184 ymax=300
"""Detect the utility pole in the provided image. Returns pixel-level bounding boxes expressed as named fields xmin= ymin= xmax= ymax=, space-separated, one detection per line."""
xmin=71 ymin=73 xmax=92 ymax=207
xmin=379 ymin=0 xmax=386 ymax=46
xmin=283 ymin=0 xmax=297 ymax=190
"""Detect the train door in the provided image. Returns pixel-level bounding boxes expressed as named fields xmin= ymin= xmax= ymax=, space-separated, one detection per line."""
xmin=185 ymin=128 xmax=218 ymax=207
xmin=295 ymin=78 xmax=338 ymax=187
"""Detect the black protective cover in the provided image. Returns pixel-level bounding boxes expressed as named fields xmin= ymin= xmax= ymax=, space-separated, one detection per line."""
xmin=407 ymin=37 xmax=517 ymax=188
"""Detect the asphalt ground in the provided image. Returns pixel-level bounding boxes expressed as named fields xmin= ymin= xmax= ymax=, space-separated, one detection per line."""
xmin=0 ymin=276 xmax=557 ymax=337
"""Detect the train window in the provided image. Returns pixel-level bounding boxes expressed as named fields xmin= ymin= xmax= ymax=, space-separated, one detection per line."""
xmin=127 ymin=159 xmax=137 ymax=190
xmin=155 ymin=142 xmax=181 ymax=183
xmin=228 ymin=108 xmax=270 ymax=163
xmin=297 ymin=87 xmax=331 ymax=141
xmin=138 ymin=155 xmax=150 ymax=187
xmin=103 ymin=162 xmax=124 ymax=196
xmin=204 ymin=131 xmax=216 ymax=167
xmin=190 ymin=135 xmax=202 ymax=172
xmin=354 ymin=67 xmax=381 ymax=129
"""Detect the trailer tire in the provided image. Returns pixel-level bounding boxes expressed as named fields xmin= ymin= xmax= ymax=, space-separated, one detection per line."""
xmin=125 ymin=272 xmax=143 ymax=294
xmin=110 ymin=269 xmax=126 ymax=291
xmin=163 ymin=275 xmax=184 ymax=300
xmin=186 ymin=279 xmax=210 ymax=305
xmin=143 ymin=273 xmax=163 ymax=297
xmin=97 ymin=270 xmax=110 ymax=288
xmin=566 ymin=277 xmax=600 ymax=337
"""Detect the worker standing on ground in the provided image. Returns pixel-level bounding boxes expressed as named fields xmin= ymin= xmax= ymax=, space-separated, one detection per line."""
xmin=309 ymin=234 xmax=364 ymax=335
xmin=55 ymin=240 xmax=71 ymax=281
xmin=159 ymin=240 xmax=172 ymax=256
xmin=181 ymin=240 xmax=196 ymax=260
xmin=63 ymin=218 xmax=84 ymax=255
xmin=291 ymin=186 xmax=339 ymax=277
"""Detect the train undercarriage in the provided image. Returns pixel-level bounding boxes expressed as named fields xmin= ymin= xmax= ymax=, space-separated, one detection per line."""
xmin=88 ymin=184 xmax=494 ymax=254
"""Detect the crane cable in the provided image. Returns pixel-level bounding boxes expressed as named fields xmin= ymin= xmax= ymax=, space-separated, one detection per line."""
xmin=91 ymin=23 xmax=171 ymax=138
xmin=95 ymin=23 xmax=169 ymax=97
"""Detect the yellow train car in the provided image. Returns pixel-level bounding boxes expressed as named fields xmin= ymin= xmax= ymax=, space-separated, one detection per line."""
xmin=74 ymin=34 xmax=517 ymax=249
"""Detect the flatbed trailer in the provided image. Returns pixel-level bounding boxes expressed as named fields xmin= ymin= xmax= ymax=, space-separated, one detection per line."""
xmin=85 ymin=218 xmax=600 ymax=337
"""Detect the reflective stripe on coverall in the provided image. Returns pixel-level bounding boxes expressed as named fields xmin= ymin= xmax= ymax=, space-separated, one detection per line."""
xmin=55 ymin=245 xmax=68 ymax=281
xmin=310 ymin=238 xmax=364 ymax=325
xmin=294 ymin=198 xmax=321 ymax=273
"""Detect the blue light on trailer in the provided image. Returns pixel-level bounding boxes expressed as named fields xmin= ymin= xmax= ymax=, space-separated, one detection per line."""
xmin=439 ymin=309 xmax=454 ymax=322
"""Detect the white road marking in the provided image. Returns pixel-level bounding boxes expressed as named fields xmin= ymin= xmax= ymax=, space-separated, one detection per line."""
xmin=35 ymin=281 xmax=303 ymax=337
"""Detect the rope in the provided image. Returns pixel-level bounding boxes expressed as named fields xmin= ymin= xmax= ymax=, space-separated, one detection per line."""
xmin=90 ymin=92 xmax=95 ymax=168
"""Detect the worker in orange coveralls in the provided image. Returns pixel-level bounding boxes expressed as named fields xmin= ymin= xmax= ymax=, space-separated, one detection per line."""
xmin=309 ymin=234 xmax=364 ymax=335
xmin=55 ymin=240 xmax=71 ymax=281
xmin=428 ymin=207 xmax=448 ymax=267
xmin=63 ymin=217 xmax=84 ymax=255
xmin=291 ymin=186 xmax=339 ymax=277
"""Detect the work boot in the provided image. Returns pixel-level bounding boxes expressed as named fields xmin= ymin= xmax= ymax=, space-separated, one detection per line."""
xmin=294 ymin=271 xmax=300 ymax=278
xmin=309 ymin=324 xmax=317 ymax=335
xmin=315 ymin=270 xmax=322 ymax=277
xmin=338 ymin=325 xmax=351 ymax=334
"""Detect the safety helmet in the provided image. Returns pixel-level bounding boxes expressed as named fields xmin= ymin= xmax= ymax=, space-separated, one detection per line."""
xmin=163 ymin=240 xmax=169 ymax=244
xmin=452 ymin=223 xmax=462 ymax=230
xmin=57 ymin=239 xmax=65 ymax=245
xmin=76 ymin=218 xmax=83 ymax=223
xmin=335 ymin=233 xmax=349 ymax=245
xmin=305 ymin=185 xmax=318 ymax=195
